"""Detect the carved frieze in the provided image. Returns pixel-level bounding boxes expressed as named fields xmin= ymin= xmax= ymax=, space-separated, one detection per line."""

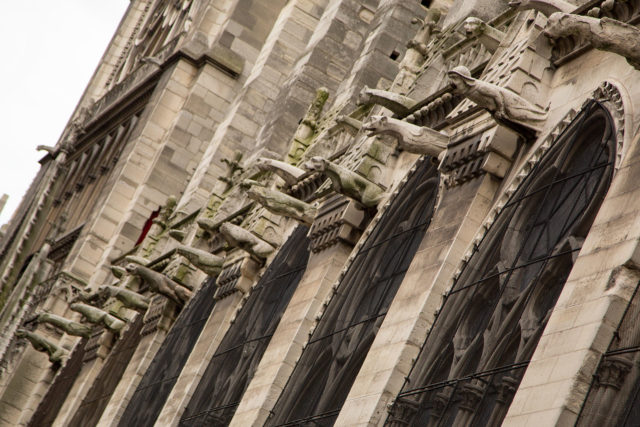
xmin=307 ymin=195 xmax=366 ymax=253
xmin=214 ymin=256 xmax=261 ymax=299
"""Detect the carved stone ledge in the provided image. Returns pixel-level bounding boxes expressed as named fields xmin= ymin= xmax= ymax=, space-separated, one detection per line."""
xmin=405 ymin=92 xmax=464 ymax=129
xmin=214 ymin=257 xmax=261 ymax=300
xmin=308 ymin=195 xmax=367 ymax=253
xmin=140 ymin=295 xmax=175 ymax=336
xmin=83 ymin=328 xmax=115 ymax=362
xmin=509 ymin=0 xmax=575 ymax=16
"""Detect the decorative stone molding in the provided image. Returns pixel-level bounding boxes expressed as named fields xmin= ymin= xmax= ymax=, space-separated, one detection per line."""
xmin=544 ymin=12 xmax=640 ymax=70
xmin=96 ymin=285 xmax=150 ymax=312
xmin=125 ymin=264 xmax=192 ymax=306
xmin=308 ymin=195 xmax=367 ymax=253
xmin=218 ymin=222 xmax=276 ymax=261
xmin=597 ymin=355 xmax=633 ymax=390
xmin=140 ymin=295 xmax=174 ymax=336
xmin=83 ymin=327 xmax=115 ymax=362
xmin=406 ymin=92 xmax=463 ymax=129
xmin=357 ymin=86 xmax=418 ymax=117
xmin=36 ymin=312 xmax=92 ymax=338
xmin=363 ymin=115 xmax=449 ymax=157
xmin=174 ymin=244 xmax=224 ymax=276
xmin=464 ymin=17 xmax=506 ymax=53
xmin=508 ymin=0 xmax=575 ymax=16
xmin=214 ymin=256 xmax=261 ymax=299
xmin=448 ymin=65 xmax=548 ymax=137
xmin=241 ymin=180 xmax=317 ymax=225
xmin=302 ymin=157 xmax=385 ymax=208
xmin=15 ymin=328 xmax=67 ymax=364
xmin=69 ymin=303 xmax=125 ymax=333
xmin=253 ymin=157 xmax=306 ymax=186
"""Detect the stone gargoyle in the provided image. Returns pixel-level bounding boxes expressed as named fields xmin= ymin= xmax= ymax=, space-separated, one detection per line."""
xmin=36 ymin=312 xmax=92 ymax=338
xmin=448 ymin=65 xmax=548 ymax=135
xmin=218 ymin=222 xmax=276 ymax=260
xmin=254 ymin=157 xmax=307 ymax=186
xmin=303 ymin=157 xmax=385 ymax=208
xmin=508 ymin=0 xmax=574 ymax=16
xmin=69 ymin=303 xmax=126 ymax=333
xmin=16 ymin=329 xmax=67 ymax=363
xmin=544 ymin=12 xmax=640 ymax=70
xmin=357 ymin=86 xmax=418 ymax=117
xmin=464 ymin=17 xmax=505 ymax=53
xmin=125 ymin=263 xmax=192 ymax=306
xmin=363 ymin=115 xmax=449 ymax=157
xmin=175 ymin=245 xmax=225 ymax=276
xmin=240 ymin=179 xmax=317 ymax=225
xmin=97 ymin=285 xmax=150 ymax=312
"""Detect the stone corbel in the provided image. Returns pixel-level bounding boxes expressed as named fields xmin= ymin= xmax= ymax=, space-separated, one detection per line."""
xmin=544 ymin=12 xmax=640 ymax=70
xmin=308 ymin=195 xmax=367 ymax=253
xmin=125 ymin=264 xmax=193 ymax=306
xmin=463 ymin=17 xmax=505 ymax=53
xmin=175 ymin=245 xmax=225 ymax=276
xmin=69 ymin=303 xmax=126 ymax=333
xmin=16 ymin=329 xmax=67 ymax=364
xmin=218 ymin=222 xmax=276 ymax=261
xmin=96 ymin=285 xmax=150 ymax=312
xmin=302 ymin=157 xmax=385 ymax=208
xmin=36 ymin=312 xmax=92 ymax=338
xmin=508 ymin=0 xmax=574 ymax=16
xmin=254 ymin=157 xmax=307 ymax=186
xmin=363 ymin=115 xmax=450 ymax=157
xmin=214 ymin=256 xmax=261 ymax=299
xmin=357 ymin=86 xmax=418 ymax=117
xmin=447 ymin=65 xmax=548 ymax=137
xmin=240 ymin=180 xmax=317 ymax=225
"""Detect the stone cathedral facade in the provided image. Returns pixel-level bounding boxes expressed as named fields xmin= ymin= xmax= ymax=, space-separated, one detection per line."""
xmin=2 ymin=0 xmax=640 ymax=425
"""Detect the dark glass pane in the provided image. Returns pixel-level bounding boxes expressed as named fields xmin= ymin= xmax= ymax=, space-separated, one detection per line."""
xmin=117 ymin=276 xmax=218 ymax=427
xmin=390 ymin=102 xmax=615 ymax=426
xmin=268 ymin=159 xmax=439 ymax=426
xmin=180 ymin=226 xmax=311 ymax=426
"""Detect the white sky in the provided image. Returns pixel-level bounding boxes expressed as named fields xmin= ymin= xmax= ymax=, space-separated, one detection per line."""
xmin=0 ymin=1 xmax=130 ymax=226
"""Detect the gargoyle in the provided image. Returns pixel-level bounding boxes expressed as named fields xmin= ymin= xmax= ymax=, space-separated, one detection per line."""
xmin=303 ymin=157 xmax=385 ymax=208
xmin=97 ymin=285 xmax=150 ymax=312
xmin=175 ymin=245 xmax=225 ymax=276
xmin=448 ymin=65 xmax=548 ymax=136
xmin=69 ymin=303 xmax=125 ymax=333
xmin=363 ymin=115 xmax=449 ymax=157
xmin=241 ymin=180 xmax=317 ymax=225
xmin=357 ymin=86 xmax=418 ymax=117
xmin=111 ymin=265 xmax=127 ymax=279
xmin=125 ymin=255 xmax=149 ymax=266
xmin=16 ymin=329 xmax=67 ymax=363
xmin=508 ymin=0 xmax=574 ymax=16
xmin=254 ymin=157 xmax=306 ymax=186
xmin=218 ymin=222 xmax=276 ymax=260
xmin=197 ymin=217 xmax=219 ymax=234
xmin=125 ymin=264 xmax=192 ymax=306
xmin=544 ymin=12 xmax=640 ymax=70
xmin=464 ymin=17 xmax=505 ymax=53
xmin=36 ymin=312 xmax=92 ymax=338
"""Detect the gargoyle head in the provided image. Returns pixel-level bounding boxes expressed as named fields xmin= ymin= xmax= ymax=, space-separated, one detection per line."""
xmin=124 ymin=263 xmax=140 ymax=275
xmin=357 ymin=86 xmax=373 ymax=106
xmin=508 ymin=0 xmax=526 ymax=9
xmin=302 ymin=156 xmax=327 ymax=172
xmin=362 ymin=115 xmax=389 ymax=136
xmin=239 ymin=179 xmax=261 ymax=190
xmin=447 ymin=65 xmax=475 ymax=93
xmin=15 ymin=328 xmax=27 ymax=339
xmin=464 ymin=17 xmax=485 ymax=37
xmin=543 ymin=12 xmax=570 ymax=39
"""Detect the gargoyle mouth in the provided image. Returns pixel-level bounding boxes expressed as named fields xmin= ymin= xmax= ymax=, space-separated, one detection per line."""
xmin=508 ymin=0 xmax=522 ymax=7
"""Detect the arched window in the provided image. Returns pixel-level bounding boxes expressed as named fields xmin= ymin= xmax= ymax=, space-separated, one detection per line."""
xmin=267 ymin=158 xmax=439 ymax=426
xmin=388 ymin=101 xmax=616 ymax=426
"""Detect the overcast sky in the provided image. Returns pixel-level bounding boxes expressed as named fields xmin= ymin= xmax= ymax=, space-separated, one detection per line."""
xmin=0 ymin=2 xmax=130 ymax=226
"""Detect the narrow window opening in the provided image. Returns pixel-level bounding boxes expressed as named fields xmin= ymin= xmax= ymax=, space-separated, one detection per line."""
xmin=390 ymin=50 xmax=400 ymax=61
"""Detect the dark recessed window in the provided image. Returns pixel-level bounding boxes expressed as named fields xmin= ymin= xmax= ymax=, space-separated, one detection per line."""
xmin=421 ymin=0 xmax=432 ymax=7
xmin=390 ymin=50 xmax=400 ymax=61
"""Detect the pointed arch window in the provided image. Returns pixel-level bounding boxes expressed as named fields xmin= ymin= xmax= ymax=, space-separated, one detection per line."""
xmin=388 ymin=101 xmax=616 ymax=426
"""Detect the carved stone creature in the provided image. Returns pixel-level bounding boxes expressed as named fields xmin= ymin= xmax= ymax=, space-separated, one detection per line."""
xmin=111 ymin=265 xmax=127 ymax=279
xmin=254 ymin=157 xmax=306 ymax=186
xmin=125 ymin=264 xmax=192 ymax=306
xmin=175 ymin=245 xmax=225 ymax=276
xmin=508 ymin=0 xmax=574 ymax=16
xmin=218 ymin=222 xmax=276 ymax=260
xmin=544 ymin=12 xmax=640 ymax=70
xmin=69 ymin=303 xmax=126 ymax=333
xmin=303 ymin=157 xmax=384 ymax=208
xmin=16 ymin=329 xmax=67 ymax=363
xmin=36 ymin=312 xmax=92 ymax=338
xmin=241 ymin=180 xmax=317 ymax=225
xmin=363 ymin=115 xmax=449 ymax=157
xmin=357 ymin=86 xmax=418 ymax=116
xmin=463 ymin=17 xmax=505 ymax=53
xmin=448 ymin=65 xmax=548 ymax=135
xmin=125 ymin=255 xmax=149 ymax=266
xmin=97 ymin=285 xmax=150 ymax=311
